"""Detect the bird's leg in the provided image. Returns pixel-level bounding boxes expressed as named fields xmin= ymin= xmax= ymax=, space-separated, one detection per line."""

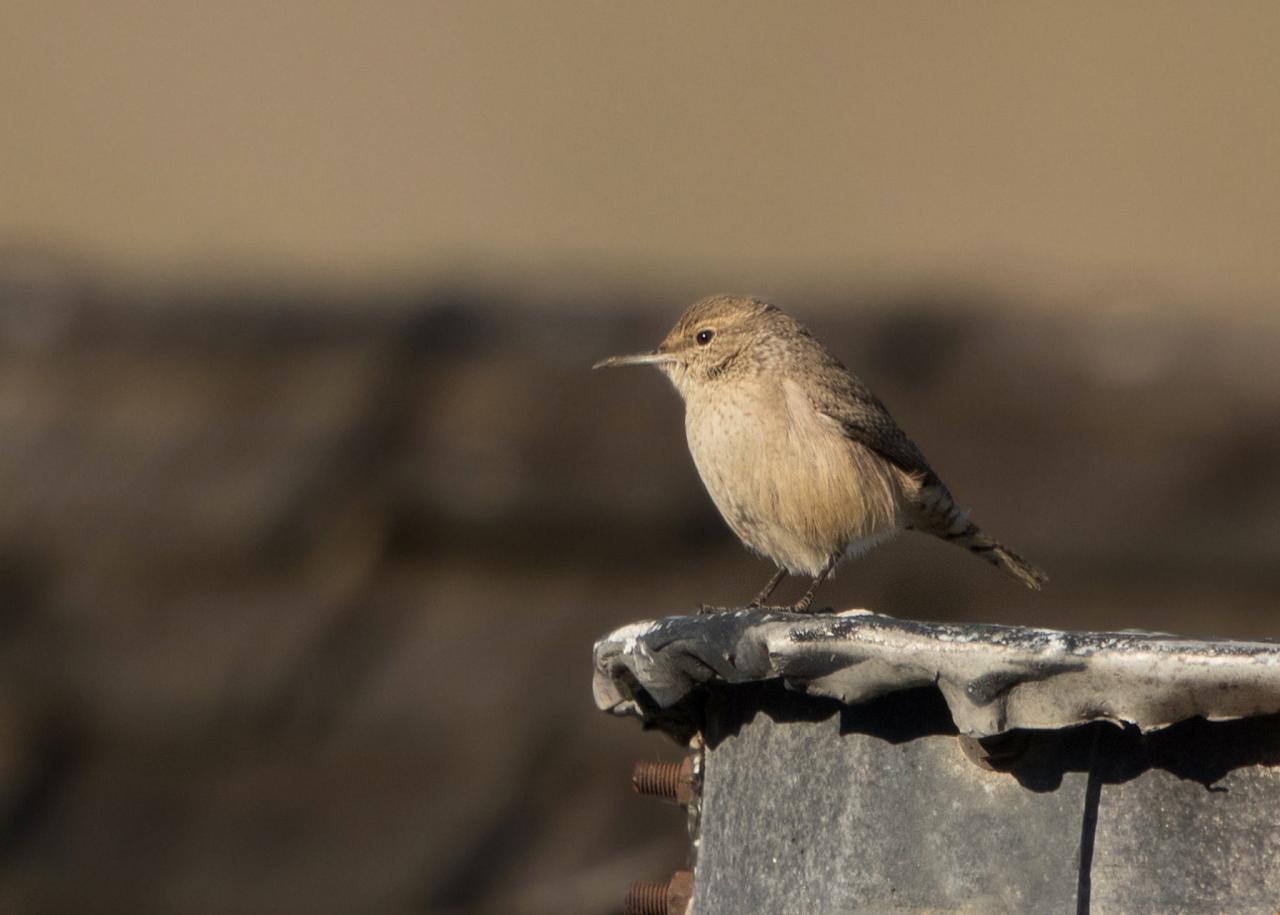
xmin=748 ymin=567 xmax=788 ymax=609
xmin=790 ymin=558 xmax=837 ymax=613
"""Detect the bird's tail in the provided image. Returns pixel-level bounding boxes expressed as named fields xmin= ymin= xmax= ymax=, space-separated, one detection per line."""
xmin=912 ymin=482 xmax=1048 ymax=590
xmin=950 ymin=525 xmax=1048 ymax=590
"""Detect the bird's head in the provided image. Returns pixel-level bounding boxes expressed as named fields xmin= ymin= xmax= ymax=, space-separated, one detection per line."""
xmin=593 ymin=294 xmax=781 ymax=396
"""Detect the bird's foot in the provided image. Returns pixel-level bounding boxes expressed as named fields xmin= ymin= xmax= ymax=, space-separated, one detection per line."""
xmin=695 ymin=603 xmax=733 ymax=616
xmin=784 ymin=602 xmax=835 ymax=615
xmin=746 ymin=602 xmax=800 ymax=613
xmin=697 ymin=602 xmax=791 ymax=615
xmin=697 ymin=602 xmax=833 ymax=615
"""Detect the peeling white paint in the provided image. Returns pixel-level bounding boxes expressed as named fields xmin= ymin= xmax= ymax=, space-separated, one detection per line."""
xmin=593 ymin=610 xmax=1280 ymax=737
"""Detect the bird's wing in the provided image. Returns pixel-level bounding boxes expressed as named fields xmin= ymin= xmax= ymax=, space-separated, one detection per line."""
xmin=807 ymin=357 xmax=939 ymax=484
xmin=805 ymin=355 xmax=1048 ymax=589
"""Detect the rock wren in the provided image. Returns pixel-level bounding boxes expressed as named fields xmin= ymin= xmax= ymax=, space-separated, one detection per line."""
xmin=594 ymin=294 xmax=1046 ymax=612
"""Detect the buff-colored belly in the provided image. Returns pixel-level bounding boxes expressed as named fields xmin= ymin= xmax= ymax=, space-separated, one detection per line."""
xmin=685 ymin=380 xmax=909 ymax=577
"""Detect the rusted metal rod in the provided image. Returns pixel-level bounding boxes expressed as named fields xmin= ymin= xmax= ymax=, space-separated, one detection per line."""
xmin=631 ymin=756 xmax=694 ymax=805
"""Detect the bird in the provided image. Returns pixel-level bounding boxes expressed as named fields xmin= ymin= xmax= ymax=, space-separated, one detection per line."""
xmin=593 ymin=294 xmax=1046 ymax=612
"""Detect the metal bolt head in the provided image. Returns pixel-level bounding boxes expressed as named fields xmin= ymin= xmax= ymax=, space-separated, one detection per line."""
xmin=667 ymin=869 xmax=694 ymax=913
xmin=623 ymin=870 xmax=693 ymax=915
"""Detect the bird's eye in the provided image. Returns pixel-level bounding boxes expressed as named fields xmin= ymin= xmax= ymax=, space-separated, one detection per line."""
xmin=696 ymin=329 xmax=714 ymax=345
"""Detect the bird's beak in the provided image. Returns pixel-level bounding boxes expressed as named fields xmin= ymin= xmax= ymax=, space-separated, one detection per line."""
xmin=592 ymin=350 xmax=676 ymax=370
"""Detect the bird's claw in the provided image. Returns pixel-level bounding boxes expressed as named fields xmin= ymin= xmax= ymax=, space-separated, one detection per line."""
xmin=696 ymin=602 xmax=834 ymax=616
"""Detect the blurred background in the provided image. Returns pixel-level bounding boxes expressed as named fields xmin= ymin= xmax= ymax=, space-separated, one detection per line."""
xmin=2 ymin=3 xmax=1279 ymax=912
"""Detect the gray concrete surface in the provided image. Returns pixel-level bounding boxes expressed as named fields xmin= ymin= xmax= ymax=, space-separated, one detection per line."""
xmin=695 ymin=682 xmax=1280 ymax=914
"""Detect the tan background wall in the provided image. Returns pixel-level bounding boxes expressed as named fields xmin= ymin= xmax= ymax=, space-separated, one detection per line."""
xmin=5 ymin=2 xmax=1280 ymax=305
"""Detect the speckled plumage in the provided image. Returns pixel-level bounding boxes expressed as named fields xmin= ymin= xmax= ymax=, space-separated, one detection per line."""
xmin=595 ymin=294 xmax=1046 ymax=611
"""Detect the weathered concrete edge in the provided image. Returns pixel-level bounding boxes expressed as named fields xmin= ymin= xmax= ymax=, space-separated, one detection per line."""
xmin=592 ymin=609 xmax=1280 ymax=737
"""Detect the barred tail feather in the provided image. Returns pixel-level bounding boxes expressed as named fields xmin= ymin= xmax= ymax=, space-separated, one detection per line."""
xmin=961 ymin=530 xmax=1048 ymax=591
xmin=912 ymin=483 xmax=1048 ymax=590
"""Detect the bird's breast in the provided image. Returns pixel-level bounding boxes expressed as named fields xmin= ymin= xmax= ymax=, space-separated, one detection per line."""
xmin=683 ymin=380 xmax=907 ymax=576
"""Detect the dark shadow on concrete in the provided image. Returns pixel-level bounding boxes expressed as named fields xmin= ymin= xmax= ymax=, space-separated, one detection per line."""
xmin=697 ymin=680 xmax=1280 ymax=793
xmin=701 ymin=680 xmax=957 ymax=750
xmin=996 ymin=713 xmax=1280 ymax=793
xmin=1075 ymin=726 xmax=1103 ymax=915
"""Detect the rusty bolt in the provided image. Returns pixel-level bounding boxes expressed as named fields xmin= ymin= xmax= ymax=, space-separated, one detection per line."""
xmin=631 ymin=756 xmax=694 ymax=805
xmin=623 ymin=869 xmax=693 ymax=915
